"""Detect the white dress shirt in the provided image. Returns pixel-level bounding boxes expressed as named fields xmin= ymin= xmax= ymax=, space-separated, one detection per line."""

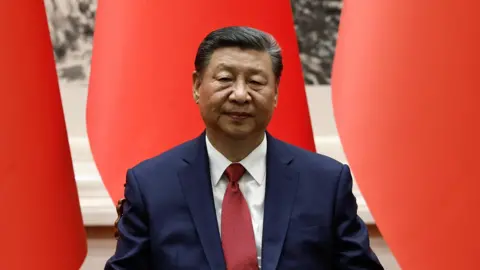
xmin=205 ymin=133 xmax=267 ymax=268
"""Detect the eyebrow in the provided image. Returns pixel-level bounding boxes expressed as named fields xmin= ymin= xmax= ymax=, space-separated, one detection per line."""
xmin=214 ymin=63 xmax=267 ymax=76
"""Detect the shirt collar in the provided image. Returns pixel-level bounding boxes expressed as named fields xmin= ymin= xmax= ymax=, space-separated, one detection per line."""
xmin=206 ymin=133 xmax=267 ymax=186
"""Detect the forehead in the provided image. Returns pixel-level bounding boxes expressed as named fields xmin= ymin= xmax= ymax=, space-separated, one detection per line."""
xmin=207 ymin=47 xmax=273 ymax=74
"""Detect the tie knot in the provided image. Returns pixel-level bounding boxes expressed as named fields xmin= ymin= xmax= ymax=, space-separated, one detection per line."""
xmin=225 ymin=163 xmax=245 ymax=183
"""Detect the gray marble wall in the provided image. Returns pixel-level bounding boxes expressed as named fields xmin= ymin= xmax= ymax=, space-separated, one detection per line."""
xmin=291 ymin=0 xmax=342 ymax=85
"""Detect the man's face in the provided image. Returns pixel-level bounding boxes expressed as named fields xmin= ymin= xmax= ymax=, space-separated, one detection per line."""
xmin=193 ymin=47 xmax=278 ymax=140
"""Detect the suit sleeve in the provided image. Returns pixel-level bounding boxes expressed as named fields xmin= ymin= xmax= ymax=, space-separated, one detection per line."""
xmin=332 ymin=164 xmax=384 ymax=270
xmin=105 ymin=169 xmax=152 ymax=270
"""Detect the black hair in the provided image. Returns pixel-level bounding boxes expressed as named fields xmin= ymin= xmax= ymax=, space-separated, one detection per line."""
xmin=194 ymin=26 xmax=283 ymax=81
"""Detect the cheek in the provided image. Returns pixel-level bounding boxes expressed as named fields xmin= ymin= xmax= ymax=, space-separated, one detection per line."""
xmin=198 ymin=88 xmax=210 ymax=102
xmin=253 ymin=92 xmax=276 ymax=112
xmin=199 ymin=91 xmax=226 ymax=115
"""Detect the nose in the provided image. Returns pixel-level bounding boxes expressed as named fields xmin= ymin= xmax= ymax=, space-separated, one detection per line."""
xmin=229 ymin=81 xmax=251 ymax=104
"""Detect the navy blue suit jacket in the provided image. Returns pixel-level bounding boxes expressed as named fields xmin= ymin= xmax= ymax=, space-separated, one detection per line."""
xmin=105 ymin=132 xmax=383 ymax=269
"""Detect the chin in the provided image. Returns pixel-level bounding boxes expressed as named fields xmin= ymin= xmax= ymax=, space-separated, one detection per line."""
xmin=221 ymin=125 xmax=255 ymax=140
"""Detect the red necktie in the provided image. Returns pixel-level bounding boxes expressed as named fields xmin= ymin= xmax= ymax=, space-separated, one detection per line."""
xmin=221 ymin=163 xmax=259 ymax=270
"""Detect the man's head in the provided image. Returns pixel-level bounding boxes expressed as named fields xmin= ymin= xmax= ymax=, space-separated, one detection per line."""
xmin=192 ymin=26 xmax=283 ymax=140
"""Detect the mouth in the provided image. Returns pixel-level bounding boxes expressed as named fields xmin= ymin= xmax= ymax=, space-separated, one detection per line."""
xmin=224 ymin=112 xmax=252 ymax=120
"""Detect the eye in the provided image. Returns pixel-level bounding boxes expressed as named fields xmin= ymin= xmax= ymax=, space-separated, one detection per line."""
xmin=249 ymin=80 xmax=266 ymax=87
xmin=218 ymin=77 xmax=233 ymax=82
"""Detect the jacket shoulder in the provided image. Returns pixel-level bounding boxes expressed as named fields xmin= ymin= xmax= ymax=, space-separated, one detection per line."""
xmin=278 ymin=139 xmax=346 ymax=175
xmin=130 ymin=137 xmax=197 ymax=176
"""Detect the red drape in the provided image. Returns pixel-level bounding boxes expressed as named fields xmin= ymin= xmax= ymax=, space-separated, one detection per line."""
xmin=0 ymin=2 xmax=87 ymax=269
xmin=332 ymin=1 xmax=480 ymax=269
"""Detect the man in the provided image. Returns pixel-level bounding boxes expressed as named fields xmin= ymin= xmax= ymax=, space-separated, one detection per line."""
xmin=106 ymin=26 xmax=383 ymax=270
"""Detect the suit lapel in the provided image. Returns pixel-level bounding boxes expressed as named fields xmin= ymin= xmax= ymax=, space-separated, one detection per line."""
xmin=178 ymin=133 xmax=226 ymax=269
xmin=261 ymin=133 xmax=299 ymax=270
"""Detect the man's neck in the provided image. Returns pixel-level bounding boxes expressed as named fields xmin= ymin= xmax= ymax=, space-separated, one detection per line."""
xmin=206 ymin=129 xmax=265 ymax=162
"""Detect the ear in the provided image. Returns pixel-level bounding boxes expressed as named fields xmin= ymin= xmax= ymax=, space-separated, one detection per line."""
xmin=273 ymin=83 xmax=279 ymax=108
xmin=192 ymin=71 xmax=201 ymax=103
